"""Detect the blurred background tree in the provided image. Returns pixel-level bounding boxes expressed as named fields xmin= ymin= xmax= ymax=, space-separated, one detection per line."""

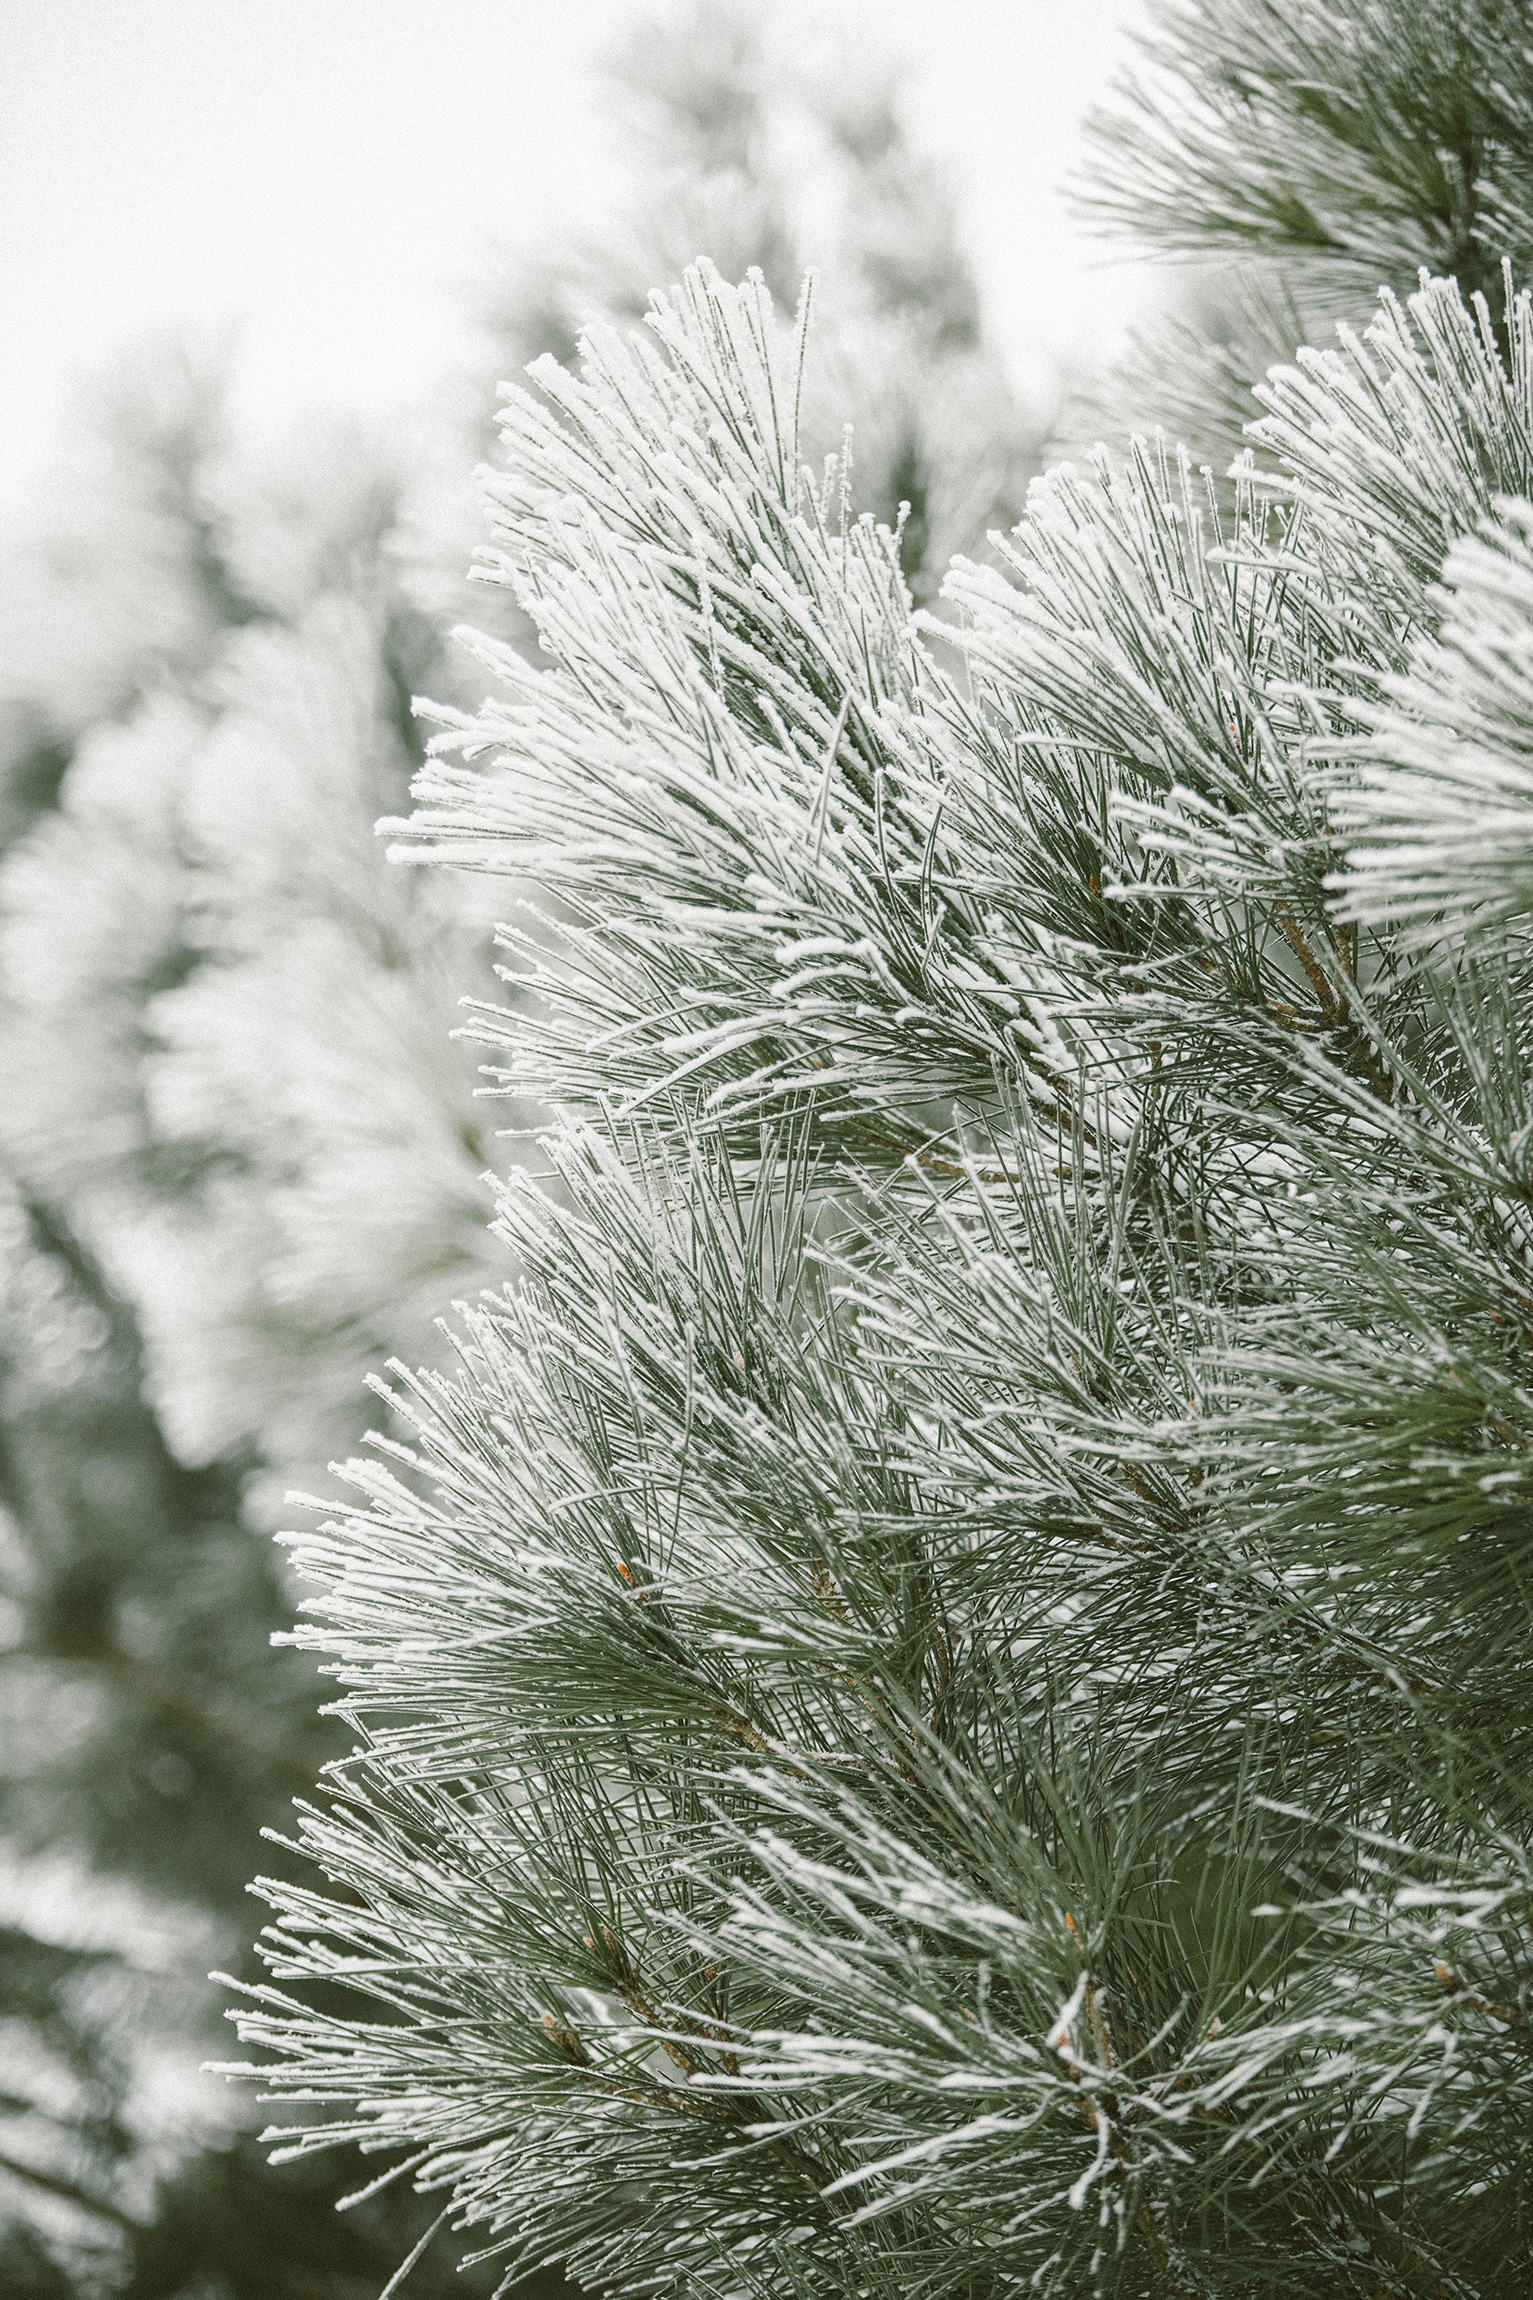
xmin=0 ymin=4 xmax=1050 ymax=2291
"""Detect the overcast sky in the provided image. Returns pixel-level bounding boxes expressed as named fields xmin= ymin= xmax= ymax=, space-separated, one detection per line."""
xmin=0 ymin=0 xmax=1146 ymax=507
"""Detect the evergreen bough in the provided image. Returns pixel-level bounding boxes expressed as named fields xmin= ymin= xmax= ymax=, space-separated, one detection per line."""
xmin=224 ymin=252 xmax=1533 ymax=2294
xmin=1072 ymin=0 xmax=1533 ymax=484
xmin=1081 ymin=0 xmax=1533 ymax=309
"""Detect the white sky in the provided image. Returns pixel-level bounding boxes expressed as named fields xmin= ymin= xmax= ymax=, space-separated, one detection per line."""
xmin=0 ymin=0 xmax=1148 ymax=507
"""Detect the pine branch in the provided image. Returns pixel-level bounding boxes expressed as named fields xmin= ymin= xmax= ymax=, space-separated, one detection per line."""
xmin=228 ymin=249 xmax=1533 ymax=2299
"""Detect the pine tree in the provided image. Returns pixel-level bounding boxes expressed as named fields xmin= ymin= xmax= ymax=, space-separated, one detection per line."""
xmin=1084 ymin=0 xmax=1533 ymax=304
xmin=0 ymin=348 xmax=515 ymax=2296
xmin=229 ymin=35 xmax=1533 ymax=2300
xmin=0 ymin=10 xmax=1037 ymax=2291
xmin=1073 ymin=0 xmax=1533 ymax=474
